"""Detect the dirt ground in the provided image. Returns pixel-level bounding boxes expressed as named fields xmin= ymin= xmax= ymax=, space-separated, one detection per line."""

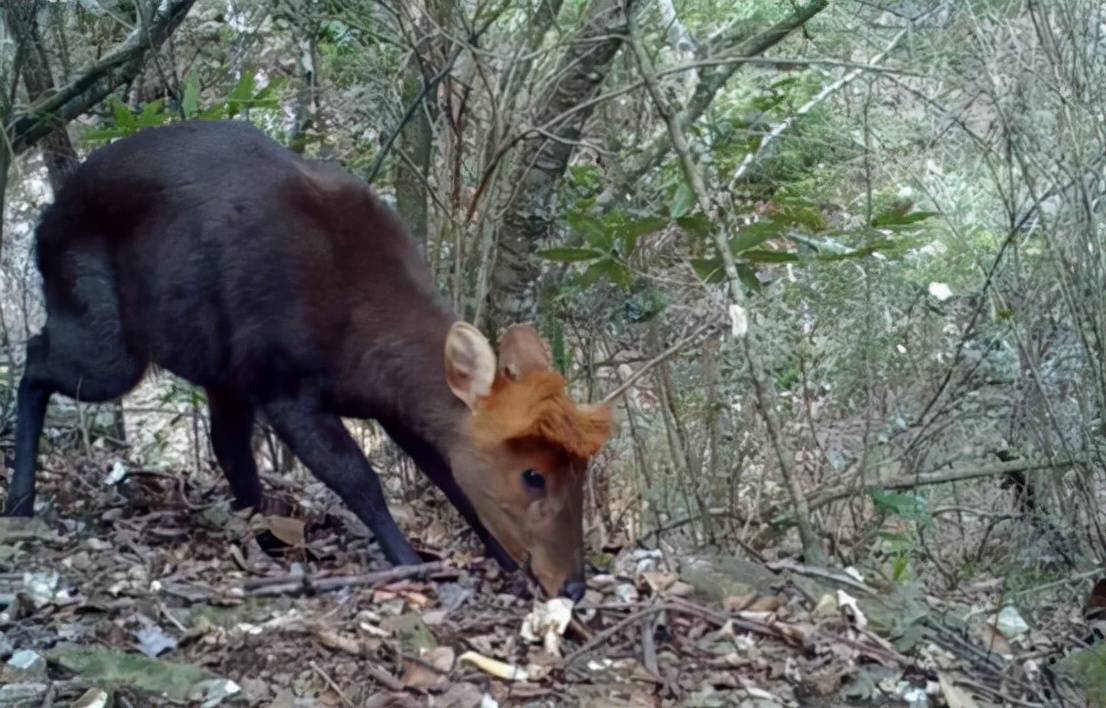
xmin=0 ymin=450 xmax=1099 ymax=707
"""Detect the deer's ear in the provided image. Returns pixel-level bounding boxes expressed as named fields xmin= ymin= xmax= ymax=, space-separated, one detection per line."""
xmin=445 ymin=322 xmax=497 ymax=411
xmin=498 ymin=323 xmax=553 ymax=380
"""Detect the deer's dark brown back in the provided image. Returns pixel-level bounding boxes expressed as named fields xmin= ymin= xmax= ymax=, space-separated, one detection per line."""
xmin=36 ymin=119 xmax=446 ymax=400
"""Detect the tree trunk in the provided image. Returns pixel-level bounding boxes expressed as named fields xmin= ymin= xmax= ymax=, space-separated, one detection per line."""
xmin=5 ymin=0 xmax=79 ymax=191
xmin=485 ymin=0 xmax=635 ymax=334
xmin=395 ymin=0 xmax=454 ymax=261
xmin=7 ymin=0 xmax=196 ymax=157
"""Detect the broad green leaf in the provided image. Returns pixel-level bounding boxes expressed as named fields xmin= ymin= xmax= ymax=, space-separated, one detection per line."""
xmin=602 ymin=259 xmax=633 ymax=291
xmin=739 ymin=249 xmax=800 ymax=263
xmin=670 ymin=182 xmax=696 ymax=218
xmin=136 ymin=100 xmax=169 ymax=128
xmin=111 ymin=99 xmax=136 ymax=130
xmin=616 ymin=216 xmax=666 ymax=258
xmin=737 ymin=264 xmax=762 ymax=291
xmin=226 ymin=72 xmax=257 ymax=117
xmin=251 ymin=77 xmax=287 ymax=109
xmin=545 ymin=319 xmax=568 ymax=374
xmin=773 ymin=203 xmax=826 ymax=232
xmin=871 ymin=209 xmax=939 ymax=228
xmin=620 ymin=215 xmax=669 ymax=239
xmin=537 ymin=247 xmax=602 ymax=263
xmin=690 ymin=257 xmax=725 ymax=284
xmin=575 ymin=260 xmax=610 ymax=287
xmin=182 ymin=74 xmax=200 ymax=117
xmin=868 ymin=488 xmax=930 ymax=523
xmin=566 ymin=212 xmax=608 ymax=250
xmin=892 ymin=555 xmax=909 ymax=581
xmin=676 ymin=213 xmax=712 ymax=240
xmin=729 ymin=222 xmax=782 ymax=253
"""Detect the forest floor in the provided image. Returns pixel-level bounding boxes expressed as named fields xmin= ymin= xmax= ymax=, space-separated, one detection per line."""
xmin=0 ymin=450 xmax=1100 ymax=707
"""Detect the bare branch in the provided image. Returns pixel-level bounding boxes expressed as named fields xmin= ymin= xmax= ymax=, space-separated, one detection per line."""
xmin=5 ymin=0 xmax=196 ymax=157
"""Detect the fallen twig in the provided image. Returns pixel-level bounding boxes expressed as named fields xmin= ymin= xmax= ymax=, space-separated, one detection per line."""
xmin=310 ymin=660 xmax=355 ymax=707
xmin=315 ymin=628 xmax=404 ymax=691
xmin=243 ymin=561 xmax=446 ymax=597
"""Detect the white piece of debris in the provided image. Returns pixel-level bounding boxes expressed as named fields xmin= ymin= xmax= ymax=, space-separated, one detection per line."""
xmin=72 ymin=688 xmax=110 ymax=708
xmin=22 ymin=572 xmax=60 ymax=609
xmin=188 ymin=678 xmax=241 ymax=708
xmin=843 ymin=567 xmax=865 ymax=583
xmin=836 ymin=590 xmax=868 ymax=629
xmin=520 ymin=598 xmax=574 ymax=656
xmin=927 ymin=282 xmax=952 ymax=301
xmin=996 ymin=606 xmax=1029 ymax=638
xmin=104 ymin=460 xmax=128 ymax=486
xmin=458 ymin=651 xmax=529 ymax=682
xmin=729 ymin=303 xmax=748 ymax=338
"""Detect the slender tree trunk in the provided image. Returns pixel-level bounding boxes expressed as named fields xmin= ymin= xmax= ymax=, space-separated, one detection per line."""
xmin=5 ymin=1 xmax=79 ymax=191
xmin=486 ymin=0 xmax=635 ymax=334
xmin=395 ymin=0 xmax=452 ymax=260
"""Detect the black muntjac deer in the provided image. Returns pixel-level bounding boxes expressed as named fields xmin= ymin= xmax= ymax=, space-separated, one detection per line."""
xmin=3 ymin=120 xmax=611 ymax=600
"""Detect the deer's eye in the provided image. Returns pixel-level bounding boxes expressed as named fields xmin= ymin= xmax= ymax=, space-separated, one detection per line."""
xmin=521 ymin=469 xmax=545 ymax=490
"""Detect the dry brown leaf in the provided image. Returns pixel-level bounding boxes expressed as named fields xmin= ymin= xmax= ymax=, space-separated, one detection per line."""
xmin=400 ymin=646 xmax=455 ymax=689
xmin=975 ymin=622 xmax=1013 ymax=657
xmin=641 ymin=571 xmax=677 ymax=593
xmin=262 ymin=516 xmax=305 ymax=547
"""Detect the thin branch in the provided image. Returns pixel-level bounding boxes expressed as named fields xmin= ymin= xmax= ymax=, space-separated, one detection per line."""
xmin=6 ymin=0 xmax=197 ymax=156
xmin=804 ymin=459 xmax=1081 ymax=513
xmin=601 ymin=322 xmax=720 ymax=405
xmin=727 ymin=19 xmax=923 ymax=189
xmin=628 ymin=2 xmax=827 ymax=564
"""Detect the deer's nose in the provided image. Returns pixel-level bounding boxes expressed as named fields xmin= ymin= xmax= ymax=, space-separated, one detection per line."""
xmin=560 ymin=577 xmax=586 ymax=602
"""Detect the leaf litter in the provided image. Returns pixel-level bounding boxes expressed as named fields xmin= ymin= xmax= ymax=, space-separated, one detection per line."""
xmin=0 ymin=450 xmax=1095 ymax=706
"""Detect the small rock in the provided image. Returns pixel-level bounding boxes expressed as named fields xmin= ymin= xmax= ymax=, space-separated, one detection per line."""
xmin=614 ymin=583 xmax=639 ymax=603
xmin=22 ymin=572 xmax=60 ymax=608
xmin=7 ymin=649 xmax=47 ymax=679
xmin=612 ymin=548 xmax=665 ymax=577
xmin=66 ymin=551 xmax=93 ymax=572
xmin=0 ymin=683 xmax=48 ymax=704
xmin=996 ymin=606 xmax=1029 ymax=638
xmin=438 ymin=582 xmax=473 ymax=613
xmin=0 ymin=633 xmax=13 ymax=659
xmin=72 ymin=688 xmax=111 ymax=708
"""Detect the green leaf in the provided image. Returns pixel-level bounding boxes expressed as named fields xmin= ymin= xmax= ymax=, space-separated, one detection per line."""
xmin=136 ymin=100 xmax=169 ymax=128
xmin=226 ymin=72 xmax=257 ymax=117
xmin=601 ymin=259 xmax=633 ymax=291
xmin=739 ymin=249 xmax=800 ymax=263
xmin=892 ymin=555 xmax=909 ymax=581
xmin=737 ymin=264 xmax=762 ymax=291
xmin=868 ymin=488 xmax=930 ymax=523
xmin=775 ymin=205 xmax=827 ymax=232
xmin=537 ymin=247 xmax=603 ymax=263
xmin=676 ymin=213 xmax=712 ymax=240
xmin=690 ymin=257 xmax=725 ymax=284
xmin=871 ymin=209 xmax=939 ymax=228
xmin=111 ymin=99 xmax=136 ymax=130
xmin=729 ymin=222 xmax=782 ymax=253
xmin=182 ymin=74 xmax=200 ymax=117
xmin=620 ymin=215 xmax=669 ymax=239
xmin=251 ymin=77 xmax=287 ymax=109
xmin=46 ymin=643 xmax=228 ymax=702
xmin=545 ymin=319 xmax=569 ymax=374
xmin=574 ymin=260 xmax=610 ymax=287
xmin=670 ymin=182 xmax=696 ymax=218
xmin=616 ymin=216 xmax=666 ymax=259
xmin=565 ymin=212 xmax=609 ymax=250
